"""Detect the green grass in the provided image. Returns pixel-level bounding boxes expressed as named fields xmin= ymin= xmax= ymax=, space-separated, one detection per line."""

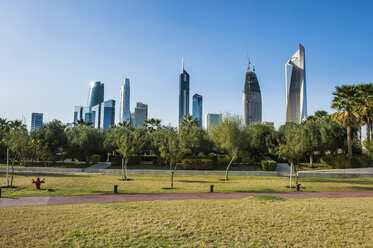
xmin=1 ymin=197 xmax=373 ymax=247
xmin=250 ymin=195 xmax=285 ymax=201
xmin=1 ymin=173 xmax=373 ymax=198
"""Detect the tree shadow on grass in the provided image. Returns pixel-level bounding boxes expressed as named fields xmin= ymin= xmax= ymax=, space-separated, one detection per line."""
xmin=234 ymin=189 xmax=280 ymax=193
xmin=178 ymin=180 xmax=215 ymax=184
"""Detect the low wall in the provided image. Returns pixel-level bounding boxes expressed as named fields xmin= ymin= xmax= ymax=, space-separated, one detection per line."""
xmin=298 ymin=171 xmax=373 ymax=178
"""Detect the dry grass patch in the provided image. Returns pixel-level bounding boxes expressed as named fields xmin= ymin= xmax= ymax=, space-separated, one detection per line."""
xmin=1 ymin=197 xmax=373 ymax=247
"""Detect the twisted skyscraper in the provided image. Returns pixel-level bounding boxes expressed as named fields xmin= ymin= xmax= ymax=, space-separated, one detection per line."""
xmin=243 ymin=60 xmax=262 ymax=127
xmin=285 ymin=44 xmax=307 ymax=123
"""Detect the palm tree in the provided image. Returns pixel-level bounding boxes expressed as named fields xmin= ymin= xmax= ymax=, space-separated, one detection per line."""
xmin=179 ymin=115 xmax=199 ymax=129
xmin=117 ymin=121 xmax=134 ymax=131
xmin=9 ymin=120 xmax=25 ymax=130
xmin=144 ymin=118 xmax=161 ymax=133
xmin=331 ymin=85 xmax=360 ymax=163
xmin=73 ymin=118 xmax=93 ymax=127
xmin=356 ymin=83 xmax=373 ymax=144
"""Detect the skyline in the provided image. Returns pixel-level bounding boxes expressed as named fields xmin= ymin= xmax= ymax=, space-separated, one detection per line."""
xmin=1 ymin=0 xmax=373 ymax=129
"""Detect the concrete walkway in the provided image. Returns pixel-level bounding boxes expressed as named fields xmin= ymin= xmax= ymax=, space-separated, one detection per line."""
xmin=83 ymin=162 xmax=111 ymax=170
xmin=1 ymin=191 xmax=373 ymax=207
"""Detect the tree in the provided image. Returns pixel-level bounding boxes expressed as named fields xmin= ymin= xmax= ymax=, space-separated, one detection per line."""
xmin=179 ymin=115 xmax=199 ymax=129
xmin=117 ymin=127 xmax=147 ymax=180
xmin=144 ymin=118 xmax=162 ymax=133
xmin=277 ymin=122 xmax=304 ymax=188
xmin=66 ymin=126 xmax=104 ymax=164
xmin=73 ymin=118 xmax=93 ymax=127
xmin=179 ymin=125 xmax=213 ymax=157
xmin=319 ymin=116 xmax=347 ymax=155
xmin=30 ymin=120 xmax=68 ymax=164
xmin=245 ymin=123 xmax=277 ymax=158
xmin=331 ymin=85 xmax=360 ymax=164
xmin=210 ymin=115 xmax=247 ymax=181
xmin=356 ymin=83 xmax=373 ymax=144
xmin=4 ymin=127 xmax=31 ymax=186
xmin=301 ymin=119 xmax=321 ymax=167
xmin=156 ymin=127 xmax=186 ymax=189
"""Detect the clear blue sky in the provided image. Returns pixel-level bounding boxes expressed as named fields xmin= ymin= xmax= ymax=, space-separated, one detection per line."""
xmin=1 ymin=0 xmax=372 ymax=129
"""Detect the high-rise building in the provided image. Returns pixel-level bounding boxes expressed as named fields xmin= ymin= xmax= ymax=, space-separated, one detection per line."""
xmin=192 ymin=94 xmax=203 ymax=127
xmin=134 ymin=102 xmax=148 ymax=128
xmin=179 ymin=59 xmax=190 ymax=124
xmin=206 ymin=113 xmax=222 ymax=131
xmin=31 ymin=113 xmax=43 ymax=131
xmin=243 ymin=60 xmax=262 ymax=127
xmin=285 ymin=44 xmax=307 ymax=123
xmin=119 ymin=78 xmax=130 ymax=124
xmin=73 ymin=81 xmax=114 ymax=130
xmin=101 ymin=100 xmax=115 ymax=130
xmin=87 ymin=81 xmax=104 ymax=107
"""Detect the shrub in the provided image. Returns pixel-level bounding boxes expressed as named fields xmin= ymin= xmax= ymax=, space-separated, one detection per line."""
xmin=141 ymin=155 xmax=158 ymax=162
xmin=261 ymin=157 xmax=277 ymax=171
xmin=181 ymin=158 xmax=214 ymax=170
xmin=320 ymin=154 xmax=373 ymax=169
xmin=108 ymin=154 xmax=121 ymax=165
xmin=127 ymin=155 xmax=141 ymax=165
xmin=90 ymin=154 xmax=101 ymax=164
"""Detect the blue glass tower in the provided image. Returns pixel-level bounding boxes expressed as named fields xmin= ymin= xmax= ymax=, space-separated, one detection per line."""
xmin=134 ymin=102 xmax=148 ymax=128
xmin=101 ymin=100 xmax=115 ymax=130
xmin=192 ymin=94 xmax=202 ymax=127
xmin=31 ymin=113 xmax=43 ymax=131
xmin=120 ymin=78 xmax=130 ymax=124
xmin=179 ymin=59 xmax=190 ymax=124
xmin=87 ymin=81 xmax=104 ymax=107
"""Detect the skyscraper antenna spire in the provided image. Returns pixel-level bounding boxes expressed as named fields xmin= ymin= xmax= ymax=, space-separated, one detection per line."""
xmin=182 ymin=58 xmax=184 ymax=72
xmin=246 ymin=54 xmax=250 ymax=71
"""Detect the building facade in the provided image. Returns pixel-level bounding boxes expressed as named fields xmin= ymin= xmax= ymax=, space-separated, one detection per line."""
xmin=87 ymin=81 xmax=104 ymax=107
xmin=192 ymin=94 xmax=203 ymax=127
xmin=119 ymin=78 xmax=131 ymax=124
xmin=101 ymin=100 xmax=116 ymax=130
xmin=134 ymin=102 xmax=148 ymax=128
xmin=206 ymin=113 xmax=222 ymax=131
xmin=285 ymin=44 xmax=307 ymax=123
xmin=31 ymin=113 xmax=43 ymax=131
xmin=243 ymin=60 xmax=262 ymax=127
xmin=179 ymin=59 xmax=190 ymax=124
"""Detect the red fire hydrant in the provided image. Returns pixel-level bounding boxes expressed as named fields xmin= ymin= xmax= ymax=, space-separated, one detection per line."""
xmin=32 ymin=177 xmax=45 ymax=190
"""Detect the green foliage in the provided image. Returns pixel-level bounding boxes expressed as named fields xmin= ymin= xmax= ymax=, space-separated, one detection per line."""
xmin=363 ymin=140 xmax=373 ymax=159
xmin=141 ymin=155 xmax=158 ymax=162
xmin=90 ymin=154 xmax=101 ymax=164
xmin=179 ymin=115 xmax=199 ymax=129
xmin=108 ymin=154 xmax=122 ymax=165
xmin=245 ymin=123 xmax=277 ymax=157
xmin=117 ymin=128 xmax=147 ymax=160
xmin=179 ymin=126 xmax=213 ymax=157
xmin=181 ymin=158 xmax=214 ymax=170
xmin=320 ymin=154 xmax=373 ymax=169
xmin=261 ymin=157 xmax=277 ymax=171
xmin=4 ymin=127 xmax=31 ymax=163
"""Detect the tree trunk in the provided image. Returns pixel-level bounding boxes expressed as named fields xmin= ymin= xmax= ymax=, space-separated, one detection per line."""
xmin=124 ymin=160 xmax=128 ymax=180
xmin=225 ymin=156 xmax=236 ymax=181
xmin=309 ymin=153 xmax=313 ymax=168
xmin=10 ymin=162 xmax=14 ymax=187
xmin=347 ymin=125 xmax=352 ymax=166
xmin=295 ymin=161 xmax=299 ymax=186
xmin=170 ymin=163 xmax=174 ymax=189
xmin=358 ymin=126 xmax=362 ymax=146
xmin=289 ymin=160 xmax=293 ymax=189
xmin=6 ymin=148 xmax=9 ymax=186
xmin=85 ymin=152 xmax=90 ymax=165
xmin=367 ymin=122 xmax=371 ymax=144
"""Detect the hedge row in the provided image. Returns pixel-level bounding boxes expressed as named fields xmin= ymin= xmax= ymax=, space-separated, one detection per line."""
xmin=320 ymin=154 xmax=373 ymax=169
xmin=181 ymin=158 xmax=214 ymax=170
xmin=260 ymin=156 xmax=277 ymax=171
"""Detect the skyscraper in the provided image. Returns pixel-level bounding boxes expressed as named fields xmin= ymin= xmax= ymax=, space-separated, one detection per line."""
xmin=119 ymin=78 xmax=131 ymax=124
xmin=179 ymin=59 xmax=190 ymax=124
xmin=243 ymin=60 xmax=262 ymax=127
xmin=87 ymin=81 xmax=104 ymax=107
xmin=192 ymin=94 xmax=203 ymax=127
xmin=134 ymin=102 xmax=148 ymax=128
xmin=73 ymin=106 xmax=83 ymax=125
xmin=285 ymin=44 xmax=307 ymax=123
xmin=206 ymin=113 xmax=222 ymax=131
xmin=101 ymin=100 xmax=116 ymax=130
xmin=31 ymin=113 xmax=43 ymax=131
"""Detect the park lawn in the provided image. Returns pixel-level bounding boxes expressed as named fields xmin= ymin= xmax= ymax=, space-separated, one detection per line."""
xmin=1 ymin=174 xmax=373 ymax=197
xmin=1 ymin=197 xmax=373 ymax=247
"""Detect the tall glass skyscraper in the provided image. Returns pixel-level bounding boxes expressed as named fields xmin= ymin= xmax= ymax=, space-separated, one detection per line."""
xmin=179 ymin=59 xmax=190 ymax=124
xmin=73 ymin=106 xmax=83 ymax=125
xmin=285 ymin=44 xmax=307 ymax=123
xmin=101 ymin=100 xmax=115 ymax=130
xmin=243 ymin=60 xmax=262 ymax=127
xmin=134 ymin=102 xmax=148 ymax=128
xmin=119 ymin=78 xmax=130 ymax=124
xmin=192 ymin=94 xmax=203 ymax=127
xmin=87 ymin=81 xmax=104 ymax=107
xmin=31 ymin=113 xmax=43 ymax=131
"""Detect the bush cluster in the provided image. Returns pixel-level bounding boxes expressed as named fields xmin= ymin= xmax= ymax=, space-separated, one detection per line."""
xmin=261 ymin=157 xmax=277 ymax=171
xmin=90 ymin=154 xmax=101 ymax=164
xmin=181 ymin=158 xmax=214 ymax=170
xmin=321 ymin=154 xmax=373 ymax=169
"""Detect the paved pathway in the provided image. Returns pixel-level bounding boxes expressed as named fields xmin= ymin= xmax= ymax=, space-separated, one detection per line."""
xmin=84 ymin=162 xmax=112 ymax=170
xmin=1 ymin=191 xmax=373 ymax=207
